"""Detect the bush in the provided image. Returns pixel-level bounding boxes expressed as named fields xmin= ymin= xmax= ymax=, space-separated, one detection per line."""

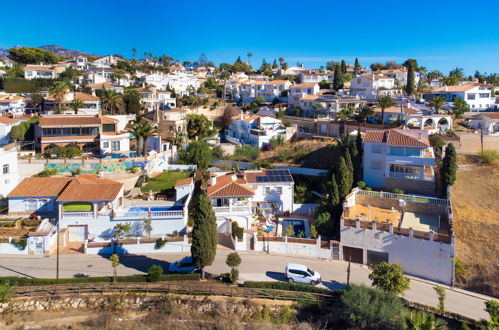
xmin=35 ymin=168 xmax=58 ymax=177
xmin=243 ymin=281 xmax=332 ymax=295
xmin=283 ymin=120 xmax=292 ymax=127
xmin=230 ymin=269 xmax=239 ymax=283
xmin=155 ymin=238 xmax=166 ymax=249
xmin=43 ymin=146 xmax=82 ymax=159
xmin=135 ymin=174 xmax=149 ymax=188
xmin=147 ymin=265 xmax=163 ymax=282
xmin=172 ymin=230 xmax=179 ymax=237
xmin=392 ymin=188 xmax=405 ymax=194
xmin=233 ymin=145 xmax=260 ymax=162
xmin=479 ymin=150 xmax=499 ymax=164
xmin=278 ymin=149 xmax=293 ymax=161
xmin=368 ymin=262 xmax=410 ymax=294
xmin=340 ymin=285 xmax=405 ymax=329
xmin=11 ymin=239 xmax=27 ymax=250
xmin=231 ymin=221 xmax=244 ymax=239
xmin=22 ymin=218 xmax=41 ymax=227
xmin=269 ymin=136 xmax=284 ymax=149
xmin=0 ymin=221 xmax=15 ymax=227
xmin=0 ymin=281 xmax=13 ymax=303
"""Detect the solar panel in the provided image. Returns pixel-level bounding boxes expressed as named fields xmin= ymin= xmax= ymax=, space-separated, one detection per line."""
xmin=256 ymin=169 xmax=293 ymax=183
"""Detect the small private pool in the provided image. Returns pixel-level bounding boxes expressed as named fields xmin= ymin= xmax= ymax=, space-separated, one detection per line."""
xmin=280 ymin=218 xmax=310 ymax=238
xmin=126 ymin=205 xmax=183 ymax=212
xmin=95 ymin=152 xmax=138 ymax=159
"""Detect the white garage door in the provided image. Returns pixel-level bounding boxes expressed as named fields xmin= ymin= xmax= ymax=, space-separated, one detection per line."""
xmin=69 ymin=226 xmax=87 ymax=242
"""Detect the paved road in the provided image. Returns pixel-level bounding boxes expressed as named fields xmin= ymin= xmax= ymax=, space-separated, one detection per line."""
xmin=0 ymin=251 xmax=494 ymax=321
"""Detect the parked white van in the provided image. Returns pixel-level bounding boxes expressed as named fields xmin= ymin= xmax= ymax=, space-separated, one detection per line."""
xmin=285 ymin=263 xmax=321 ymax=285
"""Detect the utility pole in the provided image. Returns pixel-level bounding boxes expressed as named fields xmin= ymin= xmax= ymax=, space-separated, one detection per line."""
xmin=56 ymin=219 xmax=60 ymax=280
xmin=346 ymin=256 xmax=351 ymax=287
xmin=480 ymin=128 xmax=484 ymax=154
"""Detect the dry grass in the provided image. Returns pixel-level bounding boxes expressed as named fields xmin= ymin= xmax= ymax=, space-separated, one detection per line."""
xmin=452 ymin=154 xmax=499 ymax=296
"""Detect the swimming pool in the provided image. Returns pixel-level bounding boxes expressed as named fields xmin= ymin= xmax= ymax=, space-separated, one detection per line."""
xmin=127 ymin=205 xmax=183 ymax=212
xmin=95 ymin=152 xmax=138 ymax=159
xmin=281 ymin=218 xmax=309 ymax=238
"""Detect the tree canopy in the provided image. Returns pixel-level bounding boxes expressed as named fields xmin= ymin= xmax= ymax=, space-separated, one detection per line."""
xmin=181 ymin=141 xmax=212 ymax=170
xmin=186 ymin=114 xmax=212 ymax=140
xmin=8 ymin=47 xmax=60 ymax=64
xmin=368 ymin=262 xmax=410 ymax=294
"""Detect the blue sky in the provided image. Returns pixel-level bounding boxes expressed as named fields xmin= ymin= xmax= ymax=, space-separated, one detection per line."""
xmin=2 ymin=0 xmax=499 ymax=75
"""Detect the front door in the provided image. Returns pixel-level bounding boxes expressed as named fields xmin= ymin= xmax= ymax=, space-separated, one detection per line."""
xmin=69 ymin=225 xmax=87 ymax=242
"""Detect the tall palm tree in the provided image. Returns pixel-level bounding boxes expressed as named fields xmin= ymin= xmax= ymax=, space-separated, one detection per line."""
xmin=335 ymin=133 xmax=352 ymax=151
xmin=111 ymin=70 xmax=128 ymax=85
xmin=100 ymin=91 xmax=124 ymax=115
xmin=377 ymin=95 xmax=396 ymax=125
xmin=132 ymin=48 xmax=137 ymax=59
xmin=405 ymin=311 xmax=447 ymax=330
xmin=127 ymin=121 xmax=144 ymax=155
xmin=429 ymin=95 xmax=446 ymax=114
xmin=357 ymin=104 xmax=375 ymax=124
xmin=49 ymin=81 xmax=69 ymax=114
xmin=278 ymin=57 xmax=285 ymax=69
xmin=70 ymin=98 xmax=85 ymax=115
xmin=128 ymin=120 xmax=159 ymax=156
xmin=247 ymin=52 xmax=253 ymax=66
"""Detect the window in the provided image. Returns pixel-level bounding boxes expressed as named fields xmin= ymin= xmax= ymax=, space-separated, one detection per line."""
xmin=103 ymin=142 xmax=109 ymax=148
xmin=479 ymin=93 xmax=489 ymax=98
xmin=276 ymin=187 xmax=282 ymax=195
xmin=102 ymin=124 xmax=115 ymax=132
xmin=387 ymin=147 xmax=422 ymax=157
xmin=2 ymin=164 xmax=8 ymax=175
xmin=371 ymin=144 xmax=382 ymax=153
xmin=467 ymin=94 xmax=476 ymax=100
xmin=265 ymin=187 xmax=271 ymax=195
xmin=111 ymin=141 xmax=120 ymax=151
xmin=371 ymin=161 xmax=381 ymax=170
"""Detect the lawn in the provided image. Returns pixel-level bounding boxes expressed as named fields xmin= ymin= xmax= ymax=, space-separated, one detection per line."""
xmin=141 ymin=171 xmax=192 ymax=193
xmin=62 ymin=202 xmax=93 ymax=212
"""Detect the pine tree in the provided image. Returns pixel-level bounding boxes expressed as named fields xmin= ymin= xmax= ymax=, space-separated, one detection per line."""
xmin=336 ymin=156 xmax=353 ymax=199
xmin=354 ymin=58 xmax=361 ymax=75
xmin=343 ymin=152 xmax=354 ymax=190
xmin=190 ymin=192 xmax=218 ymax=278
xmin=440 ymin=143 xmax=457 ymax=196
xmin=405 ymin=60 xmax=415 ymax=96
xmin=272 ymin=59 xmax=278 ymax=69
xmin=341 ymin=60 xmax=347 ymax=74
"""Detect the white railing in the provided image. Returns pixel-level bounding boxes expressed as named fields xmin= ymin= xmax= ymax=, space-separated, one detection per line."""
xmin=150 ymin=211 xmax=183 ymax=217
xmin=98 ymin=211 xmax=112 ymax=217
xmin=114 ymin=210 xmax=182 ymax=220
xmin=213 ymin=207 xmax=230 ymax=213
xmin=356 ymin=189 xmax=448 ymax=205
xmin=213 ymin=206 xmax=251 ymax=213
xmin=388 ymin=172 xmax=434 ymax=182
xmin=62 ymin=212 xmax=94 ymax=219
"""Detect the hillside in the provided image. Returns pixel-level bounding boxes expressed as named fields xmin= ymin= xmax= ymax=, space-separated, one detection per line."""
xmin=38 ymin=45 xmax=100 ymax=58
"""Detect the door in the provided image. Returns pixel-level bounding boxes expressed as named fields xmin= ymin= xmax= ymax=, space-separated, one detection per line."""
xmin=367 ymin=250 xmax=388 ymax=266
xmin=35 ymin=237 xmax=43 ymax=254
xmin=343 ymin=246 xmax=363 ymax=264
xmin=69 ymin=225 xmax=87 ymax=242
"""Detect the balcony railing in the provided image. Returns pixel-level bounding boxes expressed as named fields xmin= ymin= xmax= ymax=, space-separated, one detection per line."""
xmin=114 ymin=210 xmax=183 ymax=220
xmin=388 ymin=172 xmax=434 ymax=181
xmin=61 ymin=212 xmax=94 ymax=219
xmin=213 ymin=204 xmax=251 ymax=214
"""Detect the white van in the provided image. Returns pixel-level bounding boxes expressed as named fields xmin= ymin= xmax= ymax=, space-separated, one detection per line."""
xmin=285 ymin=263 xmax=321 ymax=285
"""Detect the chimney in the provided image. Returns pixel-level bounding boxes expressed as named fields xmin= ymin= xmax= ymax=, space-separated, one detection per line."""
xmin=210 ymin=174 xmax=216 ymax=186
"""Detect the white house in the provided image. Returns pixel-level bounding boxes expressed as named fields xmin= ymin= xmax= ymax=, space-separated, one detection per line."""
xmin=430 ymin=84 xmax=494 ymax=112
xmin=225 ymin=113 xmax=290 ymax=147
xmin=23 ymin=65 xmax=56 ymax=79
xmin=0 ymin=144 xmax=20 ymax=198
xmin=91 ymin=55 xmax=118 ymax=67
xmin=0 ymin=117 xmax=21 ymax=144
xmin=363 ymin=129 xmax=436 ymax=195
xmin=378 ymin=69 xmax=420 ymax=86
xmin=206 ymin=169 xmax=294 ymax=231
xmin=298 ymin=70 xmax=333 ymax=84
xmin=468 ymin=112 xmax=499 ymax=135
xmin=350 ymin=74 xmax=401 ymax=100
xmin=134 ymin=87 xmax=176 ymax=111
xmin=42 ymin=92 xmax=100 ymax=115
xmin=288 ymin=83 xmax=320 ymax=106
xmin=299 ymin=95 xmax=366 ymax=117
xmin=340 ymin=188 xmax=454 ymax=285
xmin=140 ymin=72 xmax=201 ymax=95
xmin=72 ymin=56 xmax=88 ymax=71
xmin=231 ymin=80 xmax=292 ymax=102
xmin=0 ymin=94 xmax=27 ymax=115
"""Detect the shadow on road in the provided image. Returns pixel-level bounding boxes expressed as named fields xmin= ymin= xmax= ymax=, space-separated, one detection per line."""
xmin=97 ymin=253 xmax=172 ymax=274
xmin=323 ymin=280 xmax=346 ymax=290
xmin=265 ymin=271 xmax=286 ymax=281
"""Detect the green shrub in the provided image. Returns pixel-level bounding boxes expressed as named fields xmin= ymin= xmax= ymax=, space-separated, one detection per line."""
xmin=147 ymin=265 xmax=163 ymax=282
xmin=233 ymin=145 xmax=260 ymax=162
xmin=365 ymin=187 xmax=372 ymax=191
xmin=230 ymin=269 xmax=239 ymax=283
xmin=231 ymin=221 xmax=244 ymax=239
xmin=243 ymin=281 xmax=332 ymax=295
xmin=283 ymin=120 xmax=292 ymax=127
xmin=35 ymin=168 xmax=58 ymax=177
xmin=479 ymin=150 xmax=499 ymax=164
xmin=155 ymin=238 xmax=166 ymax=249
xmin=278 ymin=149 xmax=293 ymax=161
xmin=11 ymin=239 xmax=27 ymax=250
xmin=0 ymin=221 xmax=15 ymax=227
xmin=392 ymin=188 xmax=405 ymax=194
xmin=21 ymin=218 xmax=41 ymax=227
xmin=172 ymin=230 xmax=179 ymax=237
xmin=357 ymin=181 xmax=366 ymax=189
xmin=0 ymin=281 xmax=13 ymax=303
xmin=43 ymin=146 xmax=82 ymax=159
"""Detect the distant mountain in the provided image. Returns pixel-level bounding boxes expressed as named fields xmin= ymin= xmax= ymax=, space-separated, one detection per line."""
xmin=37 ymin=45 xmax=100 ymax=58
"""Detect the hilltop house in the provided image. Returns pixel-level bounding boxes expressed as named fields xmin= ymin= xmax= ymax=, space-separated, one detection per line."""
xmin=298 ymin=70 xmax=333 ymax=84
xmin=468 ymin=112 xmax=499 ymax=134
xmin=7 ymin=174 xmax=193 ymax=243
xmin=225 ymin=113 xmax=294 ymax=147
xmin=24 ymin=65 xmax=56 ymax=79
xmin=42 ymin=92 xmax=101 ymax=115
xmin=288 ymin=83 xmax=320 ymax=106
xmin=0 ymin=144 xmax=19 ymax=198
xmin=363 ymin=129 xmax=436 ymax=195
xmin=428 ymin=84 xmax=494 ymax=112
xmin=35 ymin=115 xmax=130 ymax=154
xmin=340 ymin=188 xmax=454 ymax=284
xmin=206 ymin=169 xmax=294 ymax=231
xmin=350 ymin=74 xmax=401 ymax=100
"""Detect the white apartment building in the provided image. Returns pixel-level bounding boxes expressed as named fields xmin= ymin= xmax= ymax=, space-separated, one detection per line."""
xmin=363 ymin=129 xmax=436 ymax=195
xmin=225 ymin=113 xmax=288 ymax=147
xmin=0 ymin=144 xmax=20 ymax=198
xmin=430 ymin=84 xmax=494 ymax=111
xmin=298 ymin=70 xmax=334 ymax=84
xmin=0 ymin=117 xmax=21 ymax=145
xmin=134 ymin=87 xmax=176 ymax=111
xmin=350 ymin=74 xmax=401 ymax=100
xmin=43 ymin=92 xmax=101 ymax=115
xmin=288 ymin=83 xmax=320 ymax=106
xmin=468 ymin=112 xmax=499 ymax=135
xmin=229 ymin=80 xmax=292 ymax=102
xmin=207 ymin=169 xmax=294 ymax=231
xmin=73 ymin=56 xmax=88 ymax=70
xmin=140 ymin=72 xmax=201 ymax=95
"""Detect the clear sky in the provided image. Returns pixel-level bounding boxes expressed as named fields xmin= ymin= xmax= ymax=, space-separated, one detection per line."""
xmin=2 ymin=0 xmax=498 ymax=75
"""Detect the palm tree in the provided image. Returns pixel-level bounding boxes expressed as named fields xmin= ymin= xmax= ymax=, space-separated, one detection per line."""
xmin=429 ymin=95 xmax=446 ymax=114
xmin=357 ymin=104 xmax=375 ymax=124
xmin=127 ymin=120 xmax=159 ymax=156
xmin=278 ymin=57 xmax=285 ymax=69
xmin=111 ymin=70 xmax=128 ymax=85
xmin=405 ymin=311 xmax=447 ymax=330
xmin=100 ymin=90 xmax=124 ymax=115
xmin=128 ymin=121 xmax=144 ymax=155
xmin=247 ymin=52 xmax=253 ymax=66
xmin=335 ymin=133 xmax=352 ymax=151
xmin=49 ymin=81 xmax=69 ymax=114
xmin=70 ymin=98 xmax=85 ymax=115
xmin=132 ymin=48 xmax=137 ymax=59
xmin=377 ymin=95 xmax=396 ymax=125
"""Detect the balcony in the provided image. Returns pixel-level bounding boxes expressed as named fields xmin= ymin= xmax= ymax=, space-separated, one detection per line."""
xmin=213 ymin=201 xmax=251 ymax=214
xmin=388 ymin=165 xmax=435 ymax=182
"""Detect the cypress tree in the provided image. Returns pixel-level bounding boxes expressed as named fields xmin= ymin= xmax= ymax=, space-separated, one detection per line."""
xmin=272 ymin=59 xmax=278 ymax=69
xmin=349 ymin=142 xmax=361 ymax=185
xmin=190 ymin=192 xmax=218 ymax=278
xmin=341 ymin=60 xmax=347 ymax=74
xmin=356 ymin=129 xmax=363 ymax=156
xmin=440 ymin=143 xmax=457 ymax=196
xmin=405 ymin=61 xmax=415 ymax=96
xmin=354 ymin=58 xmax=361 ymax=75
xmin=333 ymin=63 xmax=343 ymax=91
xmin=336 ymin=156 xmax=352 ymax=199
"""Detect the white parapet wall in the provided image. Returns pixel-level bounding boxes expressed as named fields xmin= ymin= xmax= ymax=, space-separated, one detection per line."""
xmin=340 ymin=220 xmax=454 ymax=285
xmin=0 ymin=240 xmax=29 ymax=255
xmin=85 ymin=236 xmax=191 ymax=255
xmin=253 ymin=235 xmax=332 ymax=259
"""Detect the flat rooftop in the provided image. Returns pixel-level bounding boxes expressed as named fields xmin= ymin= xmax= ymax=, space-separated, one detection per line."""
xmin=344 ymin=204 xmax=401 ymax=226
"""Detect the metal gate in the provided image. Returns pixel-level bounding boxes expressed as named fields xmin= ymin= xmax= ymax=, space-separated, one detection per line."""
xmin=69 ymin=226 xmax=87 ymax=242
xmin=367 ymin=250 xmax=388 ymax=266
xmin=343 ymin=246 xmax=363 ymax=264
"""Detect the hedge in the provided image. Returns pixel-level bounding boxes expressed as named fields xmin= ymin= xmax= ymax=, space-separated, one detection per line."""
xmin=243 ymin=281 xmax=333 ymax=295
xmin=0 ymin=273 xmax=200 ymax=286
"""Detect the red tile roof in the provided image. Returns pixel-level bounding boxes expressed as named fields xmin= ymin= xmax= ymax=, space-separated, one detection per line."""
xmin=56 ymin=175 xmax=122 ymax=201
xmin=39 ymin=116 xmax=102 ymax=126
xmin=0 ymin=117 xmax=20 ymax=125
xmin=207 ymin=181 xmax=254 ymax=197
xmin=8 ymin=177 xmax=72 ymax=197
xmin=364 ymin=129 xmax=429 ymax=147
xmin=175 ymin=177 xmax=193 ymax=188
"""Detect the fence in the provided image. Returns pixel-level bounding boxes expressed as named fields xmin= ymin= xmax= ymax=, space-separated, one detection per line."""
xmin=12 ymin=282 xmax=336 ymax=303
xmin=356 ymin=189 xmax=448 ymax=205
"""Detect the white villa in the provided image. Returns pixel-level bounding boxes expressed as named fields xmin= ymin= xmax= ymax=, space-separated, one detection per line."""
xmin=350 ymin=73 xmax=402 ymax=100
xmin=227 ymin=80 xmax=292 ymax=102
xmin=206 ymin=169 xmax=294 ymax=231
xmin=42 ymin=92 xmax=101 ymax=115
xmin=429 ymin=84 xmax=494 ymax=112
xmin=288 ymin=83 xmax=320 ymax=106
xmin=363 ymin=129 xmax=436 ymax=195
xmin=0 ymin=94 xmax=27 ymax=115
xmin=225 ymin=113 xmax=290 ymax=147
xmin=0 ymin=117 xmax=21 ymax=145
xmin=23 ymin=65 xmax=56 ymax=79
xmin=298 ymin=70 xmax=333 ymax=84
xmin=468 ymin=112 xmax=499 ymax=135
xmin=140 ymin=72 xmax=201 ymax=95
xmin=0 ymin=144 xmax=19 ymax=198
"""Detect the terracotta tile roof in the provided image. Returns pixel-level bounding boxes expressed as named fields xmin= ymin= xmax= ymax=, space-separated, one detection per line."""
xmin=45 ymin=92 xmax=99 ymax=102
xmin=0 ymin=95 xmax=25 ymax=103
xmin=364 ymin=129 xmax=429 ymax=147
xmin=56 ymin=175 xmax=123 ymax=201
xmin=472 ymin=112 xmax=499 ymax=120
xmin=231 ymin=114 xmax=262 ymax=122
xmin=174 ymin=177 xmax=193 ymax=188
xmin=24 ymin=65 xmax=54 ymax=71
xmin=432 ymin=84 xmax=482 ymax=93
xmin=290 ymin=83 xmax=318 ymax=89
xmin=268 ymin=80 xmax=290 ymax=85
xmin=39 ymin=116 xmax=102 ymax=126
xmin=87 ymin=82 xmax=114 ymax=89
xmin=300 ymin=95 xmax=319 ymax=101
xmin=8 ymin=177 xmax=72 ymax=197
xmin=207 ymin=181 xmax=254 ymax=197
xmin=101 ymin=116 xmax=119 ymax=124
xmin=374 ymin=105 xmax=421 ymax=115
xmin=0 ymin=117 xmax=20 ymax=125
